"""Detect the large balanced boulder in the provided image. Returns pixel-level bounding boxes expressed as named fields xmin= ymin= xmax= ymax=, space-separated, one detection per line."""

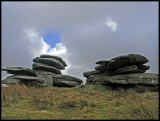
xmin=40 ymin=54 xmax=67 ymax=67
xmin=32 ymin=63 xmax=62 ymax=74
xmin=33 ymin=57 xmax=65 ymax=70
xmin=1 ymin=67 xmax=37 ymax=76
xmin=107 ymin=54 xmax=149 ymax=71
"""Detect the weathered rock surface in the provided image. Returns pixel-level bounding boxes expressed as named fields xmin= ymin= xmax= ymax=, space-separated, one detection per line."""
xmin=33 ymin=57 xmax=65 ymax=70
xmin=83 ymin=70 xmax=100 ymax=78
xmin=13 ymin=75 xmax=44 ymax=83
xmin=35 ymin=70 xmax=57 ymax=76
xmin=86 ymin=73 xmax=158 ymax=92
xmin=87 ymin=73 xmax=158 ymax=85
xmin=1 ymin=75 xmax=21 ymax=84
xmin=84 ymin=54 xmax=158 ymax=92
xmin=95 ymin=60 xmax=109 ymax=66
xmin=2 ymin=67 xmax=36 ymax=76
xmin=95 ymin=65 xmax=108 ymax=71
xmin=112 ymin=65 xmax=146 ymax=74
xmin=40 ymin=54 xmax=67 ymax=67
xmin=52 ymin=75 xmax=83 ymax=84
xmin=107 ymin=54 xmax=149 ymax=71
xmin=32 ymin=63 xmax=62 ymax=74
xmin=2 ymin=55 xmax=82 ymax=88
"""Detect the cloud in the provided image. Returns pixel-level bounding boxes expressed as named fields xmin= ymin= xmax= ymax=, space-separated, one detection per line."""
xmin=23 ymin=28 xmax=71 ymax=77
xmin=2 ymin=2 xmax=158 ymax=83
xmin=47 ymin=43 xmax=67 ymax=56
xmin=105 ymin=17 xmax=117 ymax=31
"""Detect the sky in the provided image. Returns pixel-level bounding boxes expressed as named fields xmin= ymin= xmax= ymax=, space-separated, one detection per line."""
xmin=1 ymin=2 xmax=159 ymax=83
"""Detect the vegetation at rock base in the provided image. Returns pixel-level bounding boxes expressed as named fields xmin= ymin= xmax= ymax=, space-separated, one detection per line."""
xmin=1 ymin=84 xmax=159 ymax=120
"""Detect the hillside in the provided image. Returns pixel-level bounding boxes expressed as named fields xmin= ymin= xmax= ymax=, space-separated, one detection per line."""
xmin=1 ymin=84 xmax=159 ymax=120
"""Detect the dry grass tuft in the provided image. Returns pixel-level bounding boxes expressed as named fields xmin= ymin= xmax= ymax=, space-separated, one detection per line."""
xmin=1 ymin=84 xmax=159 ymax=120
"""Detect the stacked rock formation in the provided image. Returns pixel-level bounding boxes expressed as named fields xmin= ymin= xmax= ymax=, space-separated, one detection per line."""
xmin=2 ymin=54 xmax=83 ymax=87
xmin=83 ymin=54 xmax=159 ymax=92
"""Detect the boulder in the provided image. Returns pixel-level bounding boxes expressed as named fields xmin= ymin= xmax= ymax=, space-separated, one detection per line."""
xmin=138 ymin=65 xmax=150 ymax=70
xmin=13 ymin=75 xmax=44 ymax=83
xmin=83 ymin=70 xmax=100 ymax=78
xmin=32 ymin=63 xmax=62 ymax=74
xmin=40 ymin=54 xmax=67 ymax=67
xmin=35 ymin=72 xmax=54 ymax=87
xmin=1 ymin=75 xmax=21 ymax=84
xmin=112 ymin=65 xmax=146 ymax=75
xmin=86 ymin=73 xmax=159 ymax=92
xmin=2 ymin=67 xmax=36 ymax=76
xmin=87 ymin=73 xmax=158 ymax=86
xmin=107 ymin=54 xmax=149 ymax=71
xmin=31 ymin=81 xmax=49 ymax=87
xmin=95 ymin=65 xmax=108 ymax=71
xmin=95 ymin=60 xmax=109 ymax=66
xmin=33 ymin=57 xmax=65 ymax=70
xmin=52 ymin=75 xmax=83 ymax=84
xmin=35 ymin=70 xmax=57 ymax=76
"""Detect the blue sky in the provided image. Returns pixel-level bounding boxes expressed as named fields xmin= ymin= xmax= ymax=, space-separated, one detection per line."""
xmin=43 ymin=32 xmax=61 ymax=48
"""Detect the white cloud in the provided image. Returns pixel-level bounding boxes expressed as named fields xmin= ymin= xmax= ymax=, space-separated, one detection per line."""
xmin=2 ymin=2 xmax=158 ymax=82
xmin=23 ymin=29 xmax=50 ymax=57
xmin=105 ymin=17 xmax=117 ymax=31
xmin=22 ymin=28 xmax=71 ymax=76
xmin=47 ymin=43 xmax=67 ymax=56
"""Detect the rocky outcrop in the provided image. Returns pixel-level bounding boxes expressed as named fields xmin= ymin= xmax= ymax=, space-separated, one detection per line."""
xmin=1 ymin=75 xmax=21 ymax=84
xmin=33 ymin=57 xmax=65 ymax=70
xmin=40 ymin=54 xmax=67 ymax=67
xmin=1 ymin=67 xmax=37 ymax=76
xmin=2 ymin=55 xmax=82 ymax=87
xmin=83 ymin=54 xmax=159 ymax=92
xmin=32 ymin=63 xmax=62 ymax=74
xmin=52 ymin=75 xmax=83 ymax=87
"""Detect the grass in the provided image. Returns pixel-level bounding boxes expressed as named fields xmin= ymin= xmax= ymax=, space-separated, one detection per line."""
xmin=1 ymin=84 xmax=159 ymax=120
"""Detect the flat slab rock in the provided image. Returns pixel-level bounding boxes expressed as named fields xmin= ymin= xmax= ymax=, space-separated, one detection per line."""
xmin=40 ymin=54 xmax=67 ymax=67
xmin=52 ymin=75 xmax=83 ymax=84
xmin=13 ymin=75 xmax=44 ymax=83
xmin=95 ymin=60 xmax=109 ymax=66
xmin=35 ymin=70 xmax=57 ymax=76
xmin=2 ymin=67 xmax=36 ymax=76
xmin=87 ymin=73 xmax=158 ymax=86
xmin=83 ymin=70 xmax=100 ymax=78
xmin=111 ymin=65 xmax=149 ymax=75
xmin=32 ymin=62 xmax=62 ymax=74
xmin=1 ymin=75 xmax=21 ymax=84
xmin=107 ymin=54 xmax=149 ymax=70
xmin=33 ymin=57 xmax=65 ymax=70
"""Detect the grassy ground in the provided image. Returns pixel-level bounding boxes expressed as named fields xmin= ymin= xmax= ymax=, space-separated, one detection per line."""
xmin=1 ymin=84 xmax=159 ymax=120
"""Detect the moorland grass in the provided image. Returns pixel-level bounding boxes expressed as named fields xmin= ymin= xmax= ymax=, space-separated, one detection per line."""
xmin=1 ymin=84 xmax=159 ymax=120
